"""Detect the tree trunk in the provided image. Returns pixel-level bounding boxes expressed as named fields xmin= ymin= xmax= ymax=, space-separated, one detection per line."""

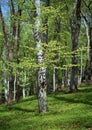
xmin=8 ymin=48 xmax=14 ymax=104
xmin=78 ymin=50 xmax=83 ymax=85
xmin=70 ymin=0 xmax=81 ymax=92
xmin=53 ymin=68 xmax=58 ymax=92
xmin=34 ymin=0 xmax=48 ymax=112
xmin=89 ymin=27 xmax=92 ymax=84
xmin=53 ymin=68 xmax=56 ymax=91
xmin=63 ymin=68 xmax=68 ymax=87
xmin=42 ymin=0 xmax=50 ymax=94
xmin=2 ymin=46 xmax=9 ymax=102
xmin=23 ymin=88 xmax=26 ymax=99
xmin=82 ymin=13 xmax=92 ymax=84
xmin=16 ymin=5 xmax=21 ymax=102
xmin=8 ymin=0 xmax=17 ymax=103
xmin=14 ymin=73 xmax=16 ymax=101
xmin=82 ymin=19 xmax=90 ymax=83
xmin=53 ymin=16 xmax=61 ymax=91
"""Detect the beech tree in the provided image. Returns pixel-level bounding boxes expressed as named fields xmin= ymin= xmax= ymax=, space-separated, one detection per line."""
xmin=70 ymin=0 xmax=82 ymax=92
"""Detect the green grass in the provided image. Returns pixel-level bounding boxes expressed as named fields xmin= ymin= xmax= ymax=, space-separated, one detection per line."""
xmin=0 ymin=86 xmax=92 ymax=130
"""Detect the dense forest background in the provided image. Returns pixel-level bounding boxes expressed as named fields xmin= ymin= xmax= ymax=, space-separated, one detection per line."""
xmin=0 ymin=0 xmax=92 ymax=112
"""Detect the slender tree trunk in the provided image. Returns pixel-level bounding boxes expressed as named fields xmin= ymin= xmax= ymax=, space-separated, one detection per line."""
xmin=23 ymin=88 xmax=26 ymax=99
xmin=16 ymin=5 xmax=21 ymax=102
xmin=7 ymin=0 xmax=17 ymax=104
xmin=2 ymin=46 xmax=9 ymax=102
xmin=78 ymin=50 xmax=83 ymax=85
xmin=53 ymin=17 xmax=61 ymax=91
xmin=89 ymin=26 xmax=92 ymax=84
xmin=53 ymin=68 xmax=56 ymax=91
xmin=64 ymin=68 xmax=68 ymax=87
xmin=83 ymin=19 xmax=90 ymax=83
xmin=13 ymin=73 xmax=16 ymax=101
xmin=8 ymin=68 xmax=14 ymax=104
xmin=84 ymin=20 xmax=90 ymax=61
xmin=70 ymin=0 xmax=81 ymax=92
xmin=82 ymin=14 xmax=92 ymax=84
xmin=42 ymin=0 xmax=50 ymax=93
xmin=34 ymin=0 xmax=48 ymax=112
xmin=0 ymin=78 xmax=5 ymax=103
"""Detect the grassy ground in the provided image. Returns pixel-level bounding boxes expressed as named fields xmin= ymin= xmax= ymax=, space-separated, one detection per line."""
xmin=0 ymin=86 xmax=92 ymax=130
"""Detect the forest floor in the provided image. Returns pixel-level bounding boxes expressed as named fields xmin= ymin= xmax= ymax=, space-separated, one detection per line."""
xmin=0 ymin=85 xmax=92 ymax=130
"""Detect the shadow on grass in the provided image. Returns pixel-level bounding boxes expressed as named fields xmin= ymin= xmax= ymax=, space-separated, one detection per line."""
xmin=0 ymin=107 xmax=36 ymax=113
xmin=18 ymin=96 xmax=37 ymax=104
xmin=56 ymin=96 xmax=92 ymax=105
xmin=0 ymin=109 xmax=8 ymax=112
xmin=0 ymin=97 xmax=37 ymax=113
xmin=54 ymin=87 xmax=92 ymax=105
xmin=7 ymin=106 xmax=36 ymax=113
xmin=79 ymin=87 xmax=92 ymax=93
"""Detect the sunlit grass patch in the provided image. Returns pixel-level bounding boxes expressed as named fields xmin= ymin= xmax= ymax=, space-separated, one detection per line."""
xmin=0 ymin=86 xmax=92 ymax=130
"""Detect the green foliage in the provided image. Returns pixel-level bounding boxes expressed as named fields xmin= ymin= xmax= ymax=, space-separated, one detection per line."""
xmin=0 ymin=0 xmax=91 ymax=104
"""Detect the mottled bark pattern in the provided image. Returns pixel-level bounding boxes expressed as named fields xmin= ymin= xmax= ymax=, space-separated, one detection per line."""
xmin=38 ymin=68 xmax=48 ymax=112
xmin=35 ymin=0 xmax=48 ymax=112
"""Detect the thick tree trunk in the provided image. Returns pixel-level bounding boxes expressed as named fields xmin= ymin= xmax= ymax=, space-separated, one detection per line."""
xmin=34 ymin=0 xmax=48 ymax=112
xmin=37 ymin=68 xmax=48 ymax=112
xmin=70 ymin=0 xmax=81 ymax=92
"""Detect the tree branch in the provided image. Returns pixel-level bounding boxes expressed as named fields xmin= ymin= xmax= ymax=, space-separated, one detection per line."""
xmin=82 ymin=0 xmax=92 ymax=17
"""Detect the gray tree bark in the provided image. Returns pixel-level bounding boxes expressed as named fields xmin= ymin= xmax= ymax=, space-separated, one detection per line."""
xmin=82 ymin=2 xmax=92 ymax=84
xmin=34 ymin=0 xmax=48 ymax=112
xmin=70 ymin=0 xmax=81 ymax=92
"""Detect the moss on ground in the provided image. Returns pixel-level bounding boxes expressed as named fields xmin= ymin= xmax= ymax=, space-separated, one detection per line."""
xmin=0 ymin=86 xmax=92 ymax=130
